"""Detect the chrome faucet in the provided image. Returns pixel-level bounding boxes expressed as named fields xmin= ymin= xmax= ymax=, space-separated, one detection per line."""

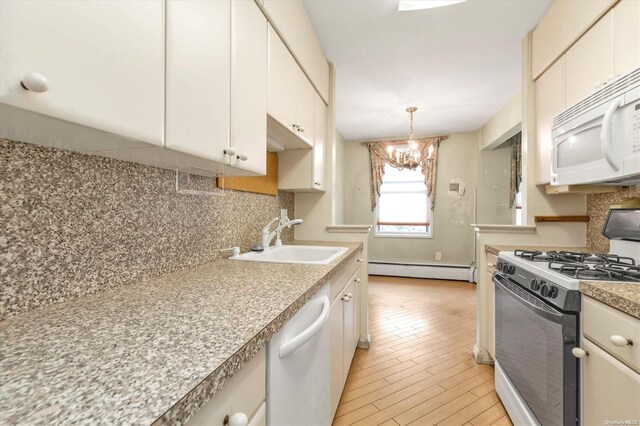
xmin=261 ymin=216 xmax=303 ymax=249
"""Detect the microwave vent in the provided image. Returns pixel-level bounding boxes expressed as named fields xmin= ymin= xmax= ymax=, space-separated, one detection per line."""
xmin=553 ymin=67 xmax=640 ymax=129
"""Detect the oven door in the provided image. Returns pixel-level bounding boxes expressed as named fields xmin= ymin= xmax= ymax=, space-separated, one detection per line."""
xmin=494 ymin=273 xmax=578 ymax=426
xmin=551 ymin=96 xmax=625 ymax=185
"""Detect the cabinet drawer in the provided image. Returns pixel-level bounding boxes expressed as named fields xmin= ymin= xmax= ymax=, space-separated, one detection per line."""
xmin=330 ymin=252 xmax=361 ymax=302
xmin=583 ymin=296 xmax=640 ymax=373
xmin=187 ymin=347 xmax=266 ymax=425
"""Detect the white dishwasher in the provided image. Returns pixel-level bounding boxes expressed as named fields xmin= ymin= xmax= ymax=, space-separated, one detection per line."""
xmin=267 ymin=284 xmax=331 ymax=426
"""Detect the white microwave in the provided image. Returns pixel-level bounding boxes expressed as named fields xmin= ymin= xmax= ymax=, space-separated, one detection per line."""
xmin=551 ymin=68 xmax=640 ymax=186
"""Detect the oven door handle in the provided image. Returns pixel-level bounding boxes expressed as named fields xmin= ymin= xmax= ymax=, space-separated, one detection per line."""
xmin=493 ymin=274 xmax=564 ymax=324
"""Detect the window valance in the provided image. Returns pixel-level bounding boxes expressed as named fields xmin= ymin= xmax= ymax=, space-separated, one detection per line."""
xmin=362 ymin=136 xmax=447 ymax=211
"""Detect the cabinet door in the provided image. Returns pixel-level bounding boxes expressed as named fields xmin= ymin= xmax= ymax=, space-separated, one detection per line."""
xmin=0 ymin=0 xmax=164 ymax=146
xmin=166 ymin=0 xmax=230 ymax=162
xmin=613 ymin=0 xmax=640 ymax=77
xmin=565 ymin=12 xmax=614 ymax=106
xmin=313 ymin=93 xmax=326 ymax=190
xmin=535 ymin=56 xmax=565 ymax=185
xmin=582 ymin=338 xmax=640 ymax=425
xmin=268 ymin=25 xmax=298 ymax=134
xmin=342 ymin=280 xmax=356 ymax=376
xmin=295 ymin=68 xmax=315 ymax=146
xmin=329 ymin=297 xmax=344 ymax=418
xmin=486 ymin=272 xmax=495 ymax=359
xmin=229 ymin=0 xmax=267 ymax=175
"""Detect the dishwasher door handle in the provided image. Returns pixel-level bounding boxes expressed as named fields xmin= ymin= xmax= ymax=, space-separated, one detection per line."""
xmin=279 ymin=296 xmax=330 ymax=359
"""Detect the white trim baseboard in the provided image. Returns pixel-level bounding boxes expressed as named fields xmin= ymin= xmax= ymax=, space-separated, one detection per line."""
xmin=369 ymin=262 xmax=472 ymax=281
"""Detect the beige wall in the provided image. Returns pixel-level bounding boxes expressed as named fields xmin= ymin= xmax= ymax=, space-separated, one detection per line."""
xmin=333 ymin=131 xmax=346 ymax=225
xmin=479 ymin=91 xmax=521 ymax=150
xmin=476 ymin=144 xmax=513 ymax=225
xmin=343 ymin=132 xmax=478 ymax=266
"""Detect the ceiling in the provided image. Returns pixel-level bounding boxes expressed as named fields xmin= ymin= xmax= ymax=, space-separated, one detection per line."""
xmin=302 ymin=0 xmax=553 ymax=141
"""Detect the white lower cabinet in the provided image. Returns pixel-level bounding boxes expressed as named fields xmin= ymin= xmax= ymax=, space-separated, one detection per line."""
xmin=577 ymin=296 xmax=640 ymax=425
xmin=330 ymin=266 xmax=361 ymax=418
xmin=188 ymin=347 xmax=266 ymax=426
xmin=581 ymin=338 xmax=640 ymax=425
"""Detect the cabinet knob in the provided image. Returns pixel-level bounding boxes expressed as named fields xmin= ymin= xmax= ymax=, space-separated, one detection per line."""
xmin=610 ymin=335 xmax=633 ymax=347
xmin=292 ymin=123 xmax=299 ymax=129
xmin=223 ymin=412 xmax=248 ymax=426
xmin=224 ymin=147 xmax=237 ymax=156
xmin=488 ymin=263 xmax=494 ymax=268
xmin=346 ymin=292 xmax=353 ymax=298
xmin=237 ymin=153 xmax=248 ymax=161
xmin=357 ymin=258 xmax=364 ymax=263
xmin=342 ymin=296 xmax=351 ymax=302
xmin=355 ymin=278 xmax=361 ymax=283
xmin=298 ymin=127 xmax=305 ymax=133
xmin=314 ymin=182 xmax=321 ymax=186
xmin=571 ymin=347 xmax=589 ymax=358
xmin=21 ymin=72 xmax=49 ymax=93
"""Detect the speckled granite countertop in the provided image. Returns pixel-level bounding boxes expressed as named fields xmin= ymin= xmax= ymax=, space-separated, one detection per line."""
xmin=485 ymin=244 xmax=640 ymax=318
xmin=579 ymin=281 xmax=640 ymax=319
xmin=485 ymin=244 xmax=593 ymax=256
xmin=0 ymin=241 xmax=362 ymax=425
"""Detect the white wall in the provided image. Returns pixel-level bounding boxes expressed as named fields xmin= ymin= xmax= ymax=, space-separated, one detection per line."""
xmin=343 ymin=132 xmax=478 ymax=266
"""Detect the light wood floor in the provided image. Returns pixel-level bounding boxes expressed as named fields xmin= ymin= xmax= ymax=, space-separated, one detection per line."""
xmin=332 ymin=276 xmax=513 ymax=426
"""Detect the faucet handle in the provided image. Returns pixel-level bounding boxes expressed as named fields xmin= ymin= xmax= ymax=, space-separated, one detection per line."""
xmin=262 ymin=217 xmax=279 ymax=233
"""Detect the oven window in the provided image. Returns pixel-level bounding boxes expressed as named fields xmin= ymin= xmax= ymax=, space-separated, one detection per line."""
xmin=495 ymin=280 xmax=566 ymax=425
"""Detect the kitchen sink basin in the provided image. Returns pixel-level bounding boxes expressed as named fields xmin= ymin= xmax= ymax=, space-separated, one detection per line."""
xmin=230 ymin=245 xmax=348 ymax=265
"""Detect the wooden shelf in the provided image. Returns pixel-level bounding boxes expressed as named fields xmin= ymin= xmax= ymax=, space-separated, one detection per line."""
xmin=534 ymin=215 xmax=590 ymax=223
xmin=545 ymin=184 xmax=622 ymax=195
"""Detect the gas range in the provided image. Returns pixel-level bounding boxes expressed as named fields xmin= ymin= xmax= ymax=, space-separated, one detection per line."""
xmin=496 ymin=239 xmax=640 ymax=312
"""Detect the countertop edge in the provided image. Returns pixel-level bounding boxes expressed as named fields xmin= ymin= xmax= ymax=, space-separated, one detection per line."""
xmin=579 ymin=281 xmax=640 ymax=319
xmin=155 ymin=243 xmax=363 ymax=425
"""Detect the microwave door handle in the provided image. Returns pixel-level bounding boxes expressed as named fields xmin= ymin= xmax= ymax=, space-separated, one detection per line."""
xmin=601 ymin=97 xmax=622 ymax=171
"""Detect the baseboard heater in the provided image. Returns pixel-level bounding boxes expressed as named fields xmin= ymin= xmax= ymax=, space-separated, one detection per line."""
xmin=369 ymin=261 xmax=476 ymax=282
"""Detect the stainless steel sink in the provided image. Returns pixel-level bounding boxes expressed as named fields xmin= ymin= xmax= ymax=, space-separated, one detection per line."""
xmin=230 ymin=245 xmax=347 ymax=265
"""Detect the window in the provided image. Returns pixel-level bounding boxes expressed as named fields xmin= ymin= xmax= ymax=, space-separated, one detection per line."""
xmin=376 ymin=163 xmax=431 ymax=237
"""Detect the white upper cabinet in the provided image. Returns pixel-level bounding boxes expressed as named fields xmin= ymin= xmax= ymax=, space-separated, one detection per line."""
xmin=0 ymin=0 xmax=165 ymax=148
xmin=267 ymin=25 xmax=315 ymax=147
xmin=166 ymin=0 xmax=230 ymax=163
xmin=229 ymin=0 xmax=268 ymax=175
xmin=263 ymin=0 xmax=330 ymax=104
xmin=277 ymin=92 xmax=326 ymax=192
xmin=613 ymin=0 xmax=640 ymax=77
xmin=565 ymin=12 xmax=614 ymax=106
xmin=166 ymin=0 xmax=266 ymax=175
xmin=532 ymin=0 xmax=615 ymax=79
xmin=313 ymin=93 xmax=326 ymax=190
xmin=268 ymin=25 xmax=299 ymax=139
xmin=535 ymin=56 xmax=565 ymax=185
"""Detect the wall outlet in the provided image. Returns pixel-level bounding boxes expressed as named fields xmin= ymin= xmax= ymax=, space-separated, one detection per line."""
xmin=435 ymin=252 xmax=442 ymax=261
xmin=280 ymin=208 xmax=288 ymax=223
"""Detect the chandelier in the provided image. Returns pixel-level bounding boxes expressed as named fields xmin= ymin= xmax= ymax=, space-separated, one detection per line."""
xmin=387 ymin=107 xmax=432 ymax=170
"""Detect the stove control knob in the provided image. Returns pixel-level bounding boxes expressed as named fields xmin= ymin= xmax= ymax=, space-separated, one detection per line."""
xmin=502 ymin=263 xmax=510 ymax=274
xmin=530 ymin=279 xmax=540 ymax=291
xmin=496 ymin=261 xmax=502 ymax=271
xmin=549 ymin=286 xmax=559 ymax=299
xmin=508 ymin=265 xmax=516 ymax=275
xmin=540 ymin=284 xmax=550 ymax=297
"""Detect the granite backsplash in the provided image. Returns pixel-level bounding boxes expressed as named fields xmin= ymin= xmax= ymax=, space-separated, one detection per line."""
xmin=586 ymin=186 xmax=640 ymax=253
xmin=1 ymin=138 xmax=294 ymax=319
